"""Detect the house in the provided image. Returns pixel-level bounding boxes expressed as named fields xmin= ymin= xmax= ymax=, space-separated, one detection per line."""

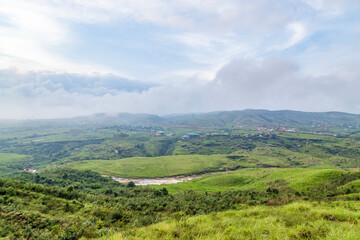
xmin=181 ymin=135 xmax=190 ymax=140
xmin=155 ymin=131 xmax=164 ymax=136
xmin=181 ymin=132 xmax=199 ymax=140
xmin=186 ymin=133 xmax=199 ymax=137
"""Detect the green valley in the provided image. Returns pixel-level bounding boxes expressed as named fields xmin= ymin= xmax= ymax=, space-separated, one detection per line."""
xmin=1 ymin=110 xmax=360 ymax=239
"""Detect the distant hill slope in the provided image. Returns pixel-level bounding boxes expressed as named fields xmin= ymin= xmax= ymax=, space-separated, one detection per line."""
xmin=165 ymin=109 xmax=360 ymax=129
xmin=1 ymin=109 xmax=359 ymax=129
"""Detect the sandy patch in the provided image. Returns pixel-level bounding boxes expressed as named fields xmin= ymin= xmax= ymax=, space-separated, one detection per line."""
xmin=111 ymin=175 xmax=202 ymax=185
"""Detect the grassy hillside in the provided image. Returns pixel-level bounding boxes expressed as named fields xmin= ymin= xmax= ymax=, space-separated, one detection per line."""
xmin=173 ymin=134 xmax=360 ymax=168
xmin=101 ymin=201 xmax=360 ymax=240
xmin=0 ymin=153 xmax=30 ymax=165
xmin=0 ymin=153 xmax=32 ymax=176
xmin=229 ymin=146 xmax=356 ymax=169
xmin=2 ymin=109 xmax=360 ymax=131
xmin=69 ymin=155 xmax=242 ymax=178
xmin=153 ymin=168 xmax=357 ymax=194
xmin=168 ymin=109 xmax=360 ymax=129
xmin=2 ymin=167 xmax=360 ymax=239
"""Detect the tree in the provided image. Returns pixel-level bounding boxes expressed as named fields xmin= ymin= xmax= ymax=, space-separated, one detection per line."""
xmin=126 ymin=181 xmax=135 ymax=188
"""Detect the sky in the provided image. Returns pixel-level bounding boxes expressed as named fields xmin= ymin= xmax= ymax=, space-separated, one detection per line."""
xmin=0 ymin=0 xmax=359 ymax=119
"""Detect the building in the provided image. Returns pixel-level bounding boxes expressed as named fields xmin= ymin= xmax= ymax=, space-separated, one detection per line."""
xmin=186 ymin=133 xmax=199 ymax=137
xmin=181 ymin=132 xmax=199 ymax=140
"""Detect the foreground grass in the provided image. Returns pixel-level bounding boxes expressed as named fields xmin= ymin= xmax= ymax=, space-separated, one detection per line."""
xmin=154 ymin=168 xmax=351 ymax=194
xmin=100 ymin=201 xmax=360 ymax=240
xmin=69 ymin=155 xmax=241 ymax=178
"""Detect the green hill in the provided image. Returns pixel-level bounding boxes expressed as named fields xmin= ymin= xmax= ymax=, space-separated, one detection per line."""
xmin=101 ymin=201 xmax=360 ymax=240
xmin=154 ymin=168 xmax=359 ymax=194
xmin=2 ymin=109 xmax=360 ymax=130
xmin=167 ymin=109 xmax=360 ymax=129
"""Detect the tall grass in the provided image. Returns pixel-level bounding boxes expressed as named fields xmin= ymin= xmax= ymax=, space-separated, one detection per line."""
xmin=100 ymin=201 xmax=360 ymax=240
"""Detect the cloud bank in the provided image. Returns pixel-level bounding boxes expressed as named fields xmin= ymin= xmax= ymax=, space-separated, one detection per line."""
xmin=1 ymin=56 xmax=359 ymax=119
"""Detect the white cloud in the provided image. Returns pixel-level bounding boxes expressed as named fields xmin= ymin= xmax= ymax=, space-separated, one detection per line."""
xmin=284 ymin=22 xmax=307 ymax=49
xmin=0 ymin=69 xmax=153 ymax=95
xmin=0 ymin=0 xmax=356 ymax=79
xmin=1 ymin=56 xmax=359 ymax=119
xmin=169 ymin=32 xmax=250 ymax=67
xmin=0 ymin=0 xmax=128 ymax=74
xmin=56 ymin=0 xmax=294 ymax=31
xmin=301 ymin=0 xmax=358 ymax=15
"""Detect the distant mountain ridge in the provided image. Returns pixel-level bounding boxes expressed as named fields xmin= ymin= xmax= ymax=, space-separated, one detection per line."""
xmin=1 ymin=109 xmax=359 ymax=130
xmin=165 ymin=109 xmax=360 ymax=129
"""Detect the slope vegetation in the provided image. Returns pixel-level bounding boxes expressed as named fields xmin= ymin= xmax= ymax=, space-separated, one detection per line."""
xmin=154 ymin=168 xmax=358 ymax=194
xmin=69 ymin=155 xmax=241 ymax=178
xmin=101 ymin=201 xmax=360 ymax=240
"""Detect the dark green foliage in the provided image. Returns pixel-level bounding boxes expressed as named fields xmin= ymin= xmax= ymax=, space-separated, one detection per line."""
xmin=126 ymin=181 xmax=135 ymax=188
xmin=1 ymin=167 xmax=360 ymax=239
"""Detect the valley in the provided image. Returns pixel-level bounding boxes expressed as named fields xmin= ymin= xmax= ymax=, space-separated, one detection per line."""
xmin=1 ymin=110 xmax=360 ymax=239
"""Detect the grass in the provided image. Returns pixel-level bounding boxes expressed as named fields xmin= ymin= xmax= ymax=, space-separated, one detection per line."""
xmin=67 ymin=141 xmax=358 ymax=182
xmin=229 ymin=146 xmax=353 ymax=169
xmin=68 ymin=154 xmax=241 ymax=178
xmin=100 ymin=201 xmax=360 ymax=240
xmin=0 ymin=153 xmax=30 ymax=164
xmin=338 ymin=180 xmax=360 ymax=193
xmin=172 ymin=135 xmax=255 ymax=155
xmin=153 ymin=168 xmax=351 ymax=194
xmin=0 ymin=153 xmax=32 ymax=176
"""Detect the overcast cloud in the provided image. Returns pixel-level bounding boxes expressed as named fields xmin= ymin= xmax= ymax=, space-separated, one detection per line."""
xmin=0 ymin=0 xmax=359 ymax=118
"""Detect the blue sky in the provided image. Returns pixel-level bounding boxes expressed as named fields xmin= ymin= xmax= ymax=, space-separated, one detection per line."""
xmin=0 ymin=0 xmax=359 ymax=118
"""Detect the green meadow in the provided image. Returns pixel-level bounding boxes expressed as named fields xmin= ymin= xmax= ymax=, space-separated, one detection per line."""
xmin=0 ymin=153 xmax=32 ymax=176
xmin=0 ymin=153 xmax=30 ymax=164
xmin=69 ymin=154 xmax=242 ymax=178
xmin=153 ymin=168 xmax=353 ymax=194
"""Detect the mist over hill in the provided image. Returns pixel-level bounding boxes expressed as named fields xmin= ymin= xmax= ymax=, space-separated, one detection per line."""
xmin=1 ymin=109 xmax=359 ymax=131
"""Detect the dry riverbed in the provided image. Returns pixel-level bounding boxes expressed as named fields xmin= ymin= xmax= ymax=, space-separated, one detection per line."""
xmin=111 ymin=175 xmax=202 ymax=185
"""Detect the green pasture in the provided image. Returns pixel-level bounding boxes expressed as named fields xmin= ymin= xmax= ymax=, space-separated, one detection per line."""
xmin=0 ymin=152 xmax=32 ymax=176
xmin=154 ymin=168 xmax=352 ymax=194
xmin=69 ymin=154 xmax=241 ymax=178
xmin=0 ymin=153 xmax=29 ymax=164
